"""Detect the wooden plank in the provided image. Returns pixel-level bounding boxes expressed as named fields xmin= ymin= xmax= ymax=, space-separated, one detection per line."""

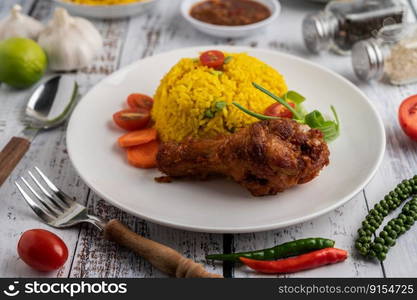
xmin=233 ymin=193 xmax=384 ymax=278
xmin=0 ymin=0 xmax=88 ymax=278
xmin=0 ymin=0 xmax=222 ymax=279
xmin=52 ymin=0 xmax=417 ymax=279
xmin=353 ymin=3 xmax=417 ymax=278
xmin=361 ymin=83 xmax=417 ymax=277
xmin=233 ymin=0 xmax=417 ymax=278
xmin=229 ymin=1 xmax=381 ymax=278
xmin=1 ymin=0 xmax=417 ymax=278
xmin=0 ymin=0 xmax=130 ymax=278
xmin=118 ymin=0 xmax=378 ymax=279
xmin=68 ymin=0 xmax=223 ymax=278
xmin=70 ymin=194 xmax=223 ymax=278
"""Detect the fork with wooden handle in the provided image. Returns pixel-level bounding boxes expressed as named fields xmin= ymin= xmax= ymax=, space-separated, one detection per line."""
xmin=15 ymin=167 xmax=222 ymax=278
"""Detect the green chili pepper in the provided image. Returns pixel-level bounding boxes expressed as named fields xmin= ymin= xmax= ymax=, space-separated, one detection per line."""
xmin=206 ymin=238 xmax=335 ymax=262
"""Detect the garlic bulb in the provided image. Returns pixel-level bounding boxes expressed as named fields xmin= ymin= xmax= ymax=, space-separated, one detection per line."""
xmin=38 ymin=8 xmax=103 ymax=71
xmin=0 ymin=4 xmax=44 ymax=41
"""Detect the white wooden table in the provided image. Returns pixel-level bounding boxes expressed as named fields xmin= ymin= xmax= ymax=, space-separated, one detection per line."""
xmin=1 ymin=0 xmax=417 ymax=278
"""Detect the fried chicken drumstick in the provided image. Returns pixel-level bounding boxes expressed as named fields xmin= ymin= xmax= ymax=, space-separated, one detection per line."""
xmin=157 ymin=119 xmax=330 ymax=196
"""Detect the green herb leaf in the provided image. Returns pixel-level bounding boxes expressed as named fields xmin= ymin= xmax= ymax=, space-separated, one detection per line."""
xmin=295 ymin=103 xmax=308 ymax=119
xmin=204 ymin=108 xmax=215 ymax=119
xmin=331 ymin=105 xmax=340 ymax=128
xmin=304 ymin=110 xmax=325 ymax=128
xmin=232 ymin=102 xmax=279 ymax=120
xmin=224 ymin=56 xmax=233 ymax=64
xmin=285 ymin=91 xmax=305 ymax=104
xmin=304 ymin=107 xmax=340 ymax=142
xmin=252 ymin=82 xmax=304 ymax=120
xmin=215 ymin=101 xmax=227 ymax=111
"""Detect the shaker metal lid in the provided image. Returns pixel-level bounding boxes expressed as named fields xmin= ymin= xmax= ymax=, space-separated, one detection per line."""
xmin=352 ymin=39 xmax=384 ymax=81
xmin=302 ymin=12 xmax=335 ymax=53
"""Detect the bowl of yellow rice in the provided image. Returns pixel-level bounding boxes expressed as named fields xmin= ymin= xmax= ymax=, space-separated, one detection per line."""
xmin=152 ymin=52 xmax=288 ymax=142
xmin=54 ymin=0 xmax=158 ymax=19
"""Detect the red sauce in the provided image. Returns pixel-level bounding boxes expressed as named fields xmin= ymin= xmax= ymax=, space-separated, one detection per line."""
xmin=190 ymin=0 xmax=271 ymax=26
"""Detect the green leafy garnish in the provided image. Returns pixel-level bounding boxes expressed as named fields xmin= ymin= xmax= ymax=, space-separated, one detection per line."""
xmin=295 ymin=103 xmax=308 ymax=119
xmin=305 ymin=106 xmax=340 ymax=142
xmin=285 ymin=91 xmax=305 ymax=104
xmin=204 ymin=101 xmax=228 ymax=119
xmin=233 ymin=83 xmax=340 ymax=142
xmin=224 ymin=56 xmax=233 ymax=64
xmin=304 ymin=110 xmax=325 ymax=128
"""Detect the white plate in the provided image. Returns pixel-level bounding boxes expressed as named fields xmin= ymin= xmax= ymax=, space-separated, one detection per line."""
xmin=67 ymin=46 xmax=385 ymax=233
xmin=181 ymin=0 xmax=281 ymax=38
xmin=53 ymin=0 xmax=158 ymax=19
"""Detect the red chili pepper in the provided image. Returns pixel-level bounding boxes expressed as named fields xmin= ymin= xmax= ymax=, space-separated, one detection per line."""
xmin=240 ymin=248 xmax=348 ymax=274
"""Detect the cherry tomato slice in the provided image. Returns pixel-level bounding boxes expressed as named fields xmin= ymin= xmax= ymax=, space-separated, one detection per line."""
xmin=113 ymin=109 xmax=150 ymax=131
xmin=200 ymin=50 xmax=225 ymax=69
xmin=17 ymin=229 xmax=68 ymax=272
xmin=264 ymin=102 xmax=295 ymax=119
xmin=127 ymin=93 xmax=154 ymax=111
xmin=399 ymin=95 xmax=417 ymax=141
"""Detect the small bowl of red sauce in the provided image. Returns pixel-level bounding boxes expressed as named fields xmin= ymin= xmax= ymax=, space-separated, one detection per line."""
xmin=181 ymin=0 xmax=281 ymax=38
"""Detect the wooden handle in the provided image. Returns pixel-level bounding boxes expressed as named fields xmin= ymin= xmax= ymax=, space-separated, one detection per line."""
xmin=104 ymin=219 xmax=222 ymax=278
xmin=0 ymin=137 xmax=30 ymax=187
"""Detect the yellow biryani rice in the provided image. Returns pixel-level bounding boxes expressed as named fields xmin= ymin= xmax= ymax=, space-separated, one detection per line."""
xmin=152 ymin=52 xmax=288 ymax=142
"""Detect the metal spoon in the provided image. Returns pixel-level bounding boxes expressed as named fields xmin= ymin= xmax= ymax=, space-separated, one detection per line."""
xmin=0 ymin=75 xmax=78 ymax=187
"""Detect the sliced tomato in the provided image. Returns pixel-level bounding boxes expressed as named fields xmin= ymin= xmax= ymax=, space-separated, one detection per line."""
xmin=127 ymin=93 xmax=154 ymax=111
xmin=264 ymin=102 xmax=295 ymax=119
xmin=399 ymin=95 xmax=417 ymax=141
xmin=113 ymin=109 xmax=150 ymax=131
xmin=200 ymin=50 xmax=225 ymax=69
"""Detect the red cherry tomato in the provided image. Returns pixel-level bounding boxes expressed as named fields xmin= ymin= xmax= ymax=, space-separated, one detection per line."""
xmin=113 ymin=109 xmax=150 ymax=131
xmin=199 ymin=50 xmax=225 ymax=69
xmin=17 ymin=229 xmax=68 ymax=272
xmin=399 ymin=95 xmax=417 ymax=141
xmin=127 ymin=93 xmax=154 ymax=111
xmin=264 ymin=102 xmax=295 ymax=119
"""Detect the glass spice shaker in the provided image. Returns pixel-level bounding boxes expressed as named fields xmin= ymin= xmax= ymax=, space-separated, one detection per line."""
xmin=352 ymin=23 xmax=417 ymax=85
xmin=302 ymin=0 xmax=407 ymax=55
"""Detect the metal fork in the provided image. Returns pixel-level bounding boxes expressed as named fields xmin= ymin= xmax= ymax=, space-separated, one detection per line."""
xmin=15 ymin=167 xmax=221 ymax=278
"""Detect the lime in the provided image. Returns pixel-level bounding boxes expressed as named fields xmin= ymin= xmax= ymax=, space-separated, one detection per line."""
xmin=0 ymin=38 xmax=47 ymax=89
